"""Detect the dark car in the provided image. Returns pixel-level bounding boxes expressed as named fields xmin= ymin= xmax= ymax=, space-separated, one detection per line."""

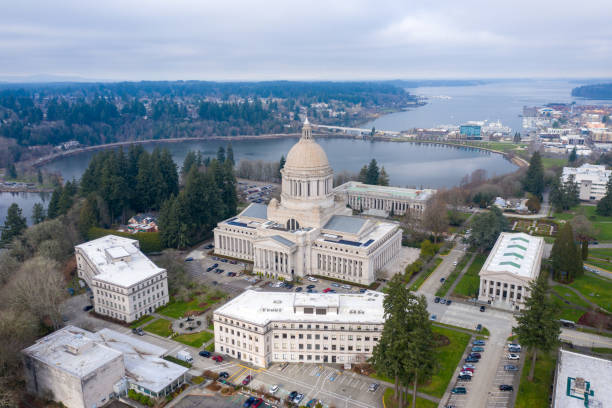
xmin=184 ymin=257 xmax=194 ymax=262
xmin=440 ymin=298 xmax=447 ymax=304
xmin=289 ymin=391 xmax=298 ymax=400
xmin=295 ymin=287 xmax=303 ymax=292
xmin=509 ymin=347 xmax=521 ymax=353
xmin=458 ymin=375 xmax=472 ymax=381
xmin=212 ymin=263 xmax=219 ymax=268
xmin=440 ymin=277 xmax=445 ymax=282
xmin=243 ymin=396 xmax=256 ymax=407
xmin=221 ymin=259 xmax=228 ymax=263
xmin=132 ymin=328 xmax=144 ymax=336
xmin=199 ymin=350 xmax=211 ymax=358
xmin=446 ymin=300 xmax=452 ymax=306
xmin=359 ymin=288 xmax=367 ymax=293
xmin=469 ymin=352 xmax=481 ymax=359
xmin=473 ymin=340 xmax=486 ymax=346
xmin=504 ymin=365 xmax=518 ymax=371
xmin=219 ymin=372 xmax=229 ymax=378
xmin=479 ymin=305 xmax=486 ymax=312
xmin=465 ymin=357 xmax=479 ymax=363
xmin=206 ymin=267 xmax=214 ymax=272
xmin=83 ymin=305 xmax=93 ymax=311
xmin=307 ymin=284 xmax=316 ymax=289
xmin=230 ymin=260 xmax=238 ymax=265
xmin=434 ymin=297 xmax=440 ymax=303
xmin=476 ymin=324 xmax=482 ymax=331
xmin=242 ymin=375 xmax=253 ymax=385
xmin=499 ymin=385 xmax=514 ymax=391
xmin=285 ymin=283 xmax=294 ymax=289
xmin=451 ymin=387 xmax=467 ymax=394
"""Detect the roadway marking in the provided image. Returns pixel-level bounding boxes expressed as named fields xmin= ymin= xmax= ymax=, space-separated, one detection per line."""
xmin=228 ymin=367 xmax=247 ymax=382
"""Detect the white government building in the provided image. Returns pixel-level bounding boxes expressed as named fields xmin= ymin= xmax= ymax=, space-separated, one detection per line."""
xmin=478 ymin=232 xmax=544 ymax=311
xmin=22 ymin=326 xmax=188 ymax=408
xmin=214 ymin=119 xmax=403 ymax=285
xmin=213 ymin=289 xmax=384 ymax=368
xmin=562 ymin=163 xmax=611 ymax=201
xmin=75 ymin=235 xmax=169 ymax=323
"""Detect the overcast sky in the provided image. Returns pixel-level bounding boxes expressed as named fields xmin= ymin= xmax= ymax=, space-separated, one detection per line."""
xmin=1 ymin=0 xmax=611 ymax=81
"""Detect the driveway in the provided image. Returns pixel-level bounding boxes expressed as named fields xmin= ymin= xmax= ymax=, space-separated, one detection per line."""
xmin=418 ymin=243 xmax=466 ymax=296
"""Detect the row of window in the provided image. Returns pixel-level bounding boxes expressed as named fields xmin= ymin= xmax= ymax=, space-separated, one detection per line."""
xmin=274 ymin=333 xmax=377 ymax=342
xmin=216 ymin=318 xmax=382 ymax=334
xmin=274 ymin=343 xmax=372 ymax=352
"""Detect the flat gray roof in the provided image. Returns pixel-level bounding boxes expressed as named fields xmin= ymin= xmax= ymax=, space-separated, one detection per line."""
xmin=271 ymin=235 xmax=295 ymax=247
xmin=240 ymin=203 xmax=268 ymax=220
xmin=323 ymin=215 xmax=367 ymax=235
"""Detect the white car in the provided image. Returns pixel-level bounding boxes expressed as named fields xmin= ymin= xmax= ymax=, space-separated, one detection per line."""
xmin=307 ymin=276 xmax=318 ymax=282
xmin=507 ymin=343 xmax=522 ymax=351
xmin=507 ymin=353 xmax=520 ymax=360
xmin=341 ymin=284 xmax=351 ymax=289
xmin=269 ymin=384 xmax=279 ymax=394
xmin=459 ymin=370 xmax=473 ymax=377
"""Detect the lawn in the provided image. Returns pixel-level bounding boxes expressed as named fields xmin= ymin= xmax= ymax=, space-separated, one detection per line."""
xmin=410 ymin=258 xmax=443 ymax=291
xmin=174 ymin=331 xmax=214 ymax=348
xmin=382 ymin=388 xmax=438 ymax=408
xmin=550 ymin=295 xmax=585 ymax=322
xmin=143 ymin=318 xmax=173 ymax=337
xmin=436 ymin=253 xmax=473 ymax=297
xmin=129 ymin=314 xmax=155 ymax=329
xmin=418 ymin=326 xmax=471 ymax=397
xmin=157 ymin=295 xmax=221 ymax=319
xmin=553 ymin=205 xmax=612 ymax=242
xmin=569 ymin=272 xmax=612 ymax=312
xmin=205 ymin=342 xmax=215 ymax=352
xmin=541 ymin=157 xmax=567 ymax=169
xmin=453 ymin=253 xmax=488 ymax=298
xmin=585 ymin=258 xmax=612 ymax=272
xmin=550 ymin=286 xmax=591 ymax=309
xmin=515 ymin=350 xmax=557 ymax=408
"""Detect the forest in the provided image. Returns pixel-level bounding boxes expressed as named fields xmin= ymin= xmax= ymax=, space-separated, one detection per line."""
xmin=571 ymin=83 xmax=612 ymax=99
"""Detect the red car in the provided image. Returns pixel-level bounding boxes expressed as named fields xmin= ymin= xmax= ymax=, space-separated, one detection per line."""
xmin=252 ymin=398 xmax=263 ymax=407
xmin=462 ymin=367 xmax=474 ymax=373
xmin=323 ymin=288 xmax=331 ymax=293
xmin=212 ymin=355 xmax=223 ymax=363
xmin=242 ymin=375 xmax=253 ymax=385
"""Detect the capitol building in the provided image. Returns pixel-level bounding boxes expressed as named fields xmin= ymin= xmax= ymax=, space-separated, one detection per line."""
xmin=214 ymin=119 xmax=402 ymax=285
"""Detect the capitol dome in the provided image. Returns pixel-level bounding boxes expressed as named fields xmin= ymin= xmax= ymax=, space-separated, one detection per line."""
xmin=284 ymin=118 xmax=332 ymax=173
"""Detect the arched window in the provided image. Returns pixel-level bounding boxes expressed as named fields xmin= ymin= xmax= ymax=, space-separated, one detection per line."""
xmin=286 ymin=219 xmax=300 ymax=230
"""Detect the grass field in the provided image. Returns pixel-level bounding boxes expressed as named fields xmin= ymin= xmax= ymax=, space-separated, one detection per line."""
xmin=382 ymin=388 xmax=438 ymax=408
xmin=569 ymin=272 xmax=612 ymax=312
xmin=553 ymin=205 xmax=612 ymax=242
xmin=585 ymin=259 xmax=612 ymax=272
xmin=452 ymin=253 xmax=488 ymax=298
xmin=515 ymin=350 xmax=557 ymax=408
xmin=174 ymin=330 xmax=214 ymax=348
xmin=550 ymin=286 xmax=591 ymax=309
xmin=541 ymin=157 xmax=567 ymax=169
xmin=436 ymin=253 xmax=473 ymax=297
xmin=205 ymin=342 xmax=215 ymax=352
xmin=550 ymin=295 xmax=585 ymax=322
xmin=143 ymin=318 xmax=173 ymax=337
xmin=156 ymin=296 xmax=221 ymax=319
xmin=410 ymin=258 xmax=443 ymax=292
xmin=129 ymin=315 xmax=155 ymax=329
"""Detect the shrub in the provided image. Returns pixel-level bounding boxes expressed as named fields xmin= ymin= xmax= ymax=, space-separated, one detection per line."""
xmin=87 ymin=227 xmax=162 ymax=253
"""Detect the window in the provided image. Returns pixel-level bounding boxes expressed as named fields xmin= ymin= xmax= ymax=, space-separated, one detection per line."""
xmin=316 ymin=309 xmax=326 ymax=315
xmin=304 ymin=308 xmax=313 ymax=314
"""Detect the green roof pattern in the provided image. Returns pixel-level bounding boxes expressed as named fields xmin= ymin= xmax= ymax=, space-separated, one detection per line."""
xmin=504 ymin=252 xmax=524 ymax=259
xmin=511 ymin=237 xmax=530 ymax=243
xmin=500 ymin=261 xmax=521 ymax=268
xmin=508 ymin=244 xmax=527 ymax=251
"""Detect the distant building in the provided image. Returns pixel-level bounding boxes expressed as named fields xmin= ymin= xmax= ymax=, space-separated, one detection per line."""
xmin=478 ymin=232 xmax=544 ymax=311
xmin=127 ymin=213 xmax=158 ymax=233
xmin=552 ymin=349 xmax=612 ymax=408
xmin=22 ymin=326 xmax=188 ymax=408
xmin=562 ymin=164 xmax=611 ymax=201
xmin=75 ymin=235 xmax=169 ymax=323
xmin=213 ymin=289 xmax=384 ymax=368
xmin=334 ymin=181 xmax=435 ymax=218
xmin=459 ymin=124 xmax=482 ymax=140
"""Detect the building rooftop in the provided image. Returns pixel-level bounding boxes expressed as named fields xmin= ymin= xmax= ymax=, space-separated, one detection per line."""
xmin=562 ymin=164 xmax=611 ymax=182
xmin=335 ymin=181 xmax=435 ymax=201
xmin=22 ymin=326 xmax=123 ymax=379
xmin=323 ymin=215 xmax=368 ymax=235
xmin=553 ymin=349 xmax=612 ymax=408
xmin=271 ymin=235 xmax=295 ymax=247
xmin=214 ymin=290 xmax=385 ymax=326
xmin=240 ymin=203 xmax=268 ymax=220
xmin=91 ymin=329 xmax=188 ymax=394
xmin=481 ymin=232 xmax=543 ymax=279
xmin=76 ymin=235 xmax=164 ymax=288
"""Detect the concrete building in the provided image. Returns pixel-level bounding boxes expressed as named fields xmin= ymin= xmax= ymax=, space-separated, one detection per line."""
xmin=75 ymin=235 xmax=169 ymax=323
xmin=562 ymin=164 xmax=611 ymax=201
xmin=552 ymin=349 xmax=612 ymax=408
xmin=478 ymin=232 xmax=544 ymax=311
xmin=459 ymin=123 xmax=482 ymax=140
xmin=22 ymin=326 xmax=188 ymax=408
xmin=334 ymin=181 xmax=435 ymax=217
xmin=214 ymin=120 xmax=402 ymax=285
xmin=213 ymin=290 xmax=384 ymax=368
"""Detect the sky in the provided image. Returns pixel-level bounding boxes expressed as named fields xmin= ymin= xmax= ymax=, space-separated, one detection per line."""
xmin=1 ymin=0 xmax=612 ymax=81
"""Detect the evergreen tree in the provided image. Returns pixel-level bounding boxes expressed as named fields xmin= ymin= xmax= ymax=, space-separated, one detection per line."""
xmin=513 ymin=132 xmax=521 ymax=143
xmin=568 ymin=147 xmax=577 ymax=163
xmin=226 ymin=143 xmax=235 ymax=166
xmin=6 ymin=163 xmax=17 ymax=179
xmin=523 ymin=152 xmax=545 ymax=199
xmin=37 ymin=169 xmax=43 ymax=184
xmin=514 ymin=274 xmax=560 ymax=381
xmin=46 ymin=186 xmax=62 ymax=219
xmin=278 ymin=155 xmax=286 ymax=179
xmin=31 ymin=203 xmax=45 ymax=224
xmin=182 ymin=151 xmax=199 ymax=176
xmin=549 ymin=177 xmax=565 ymax=212
xmin=78 ymin=196 xmax=99 ymax=237
xmin=366 ymin=159 xmax=380 ymax=185
xmin=596 ymin=176 xmax=612 ymax=216
xmin=357 ymin=165 xmax=368 ymax=183
xmin=378 ymin=167 xmax=390 ymax=186
xmin=1 ymin=203 xmax=27 ymax=245
xmin=550 ymin=222 xmax=583 ymax=282
xmin=564 ymin=175 xmax=579 ymax=208
xmin=217 ymin=146 xmax=226 ymax=163
xmin=467 ymin=206 xmax=508 ymax=252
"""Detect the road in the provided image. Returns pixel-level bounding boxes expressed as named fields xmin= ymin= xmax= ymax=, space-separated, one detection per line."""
xmin=418 ymin=243 xmax=466 ymax=295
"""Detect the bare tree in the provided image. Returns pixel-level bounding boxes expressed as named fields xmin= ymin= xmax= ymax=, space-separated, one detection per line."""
xmin=422 ymin=195 xmax=449 ymax=243
xmin=0 ymin=309 xmax=38 ymax=377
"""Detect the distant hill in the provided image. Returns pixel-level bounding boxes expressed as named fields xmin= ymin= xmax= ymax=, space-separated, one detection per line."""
xmin=571 ymin=83 xmax=612 ymax=99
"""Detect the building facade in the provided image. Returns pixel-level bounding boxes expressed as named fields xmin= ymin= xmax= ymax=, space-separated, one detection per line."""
xmin=478 ymin=232 xmax=544 ymax=311
xmin=334 ymin=181 xmax=434 ymax=217
xmin=214 ymin=120 xmax=402 ymax=285
xmin=22 ymin=326 xmax=188 ymax=408
xmin=562 ymin=164 xmax=611 ymax=201
xmin=75 ymin=235 xmax=169 ymax=323
xmin=213 ymin=290 xmax=384 ymax=368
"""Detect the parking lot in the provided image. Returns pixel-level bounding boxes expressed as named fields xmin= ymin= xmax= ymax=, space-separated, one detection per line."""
xmin=485 ymin=346 xmax=521 ymax=407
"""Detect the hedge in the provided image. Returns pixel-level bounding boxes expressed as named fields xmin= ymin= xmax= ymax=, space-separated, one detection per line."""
xmin=87 ymin=227 xmax=162 ymax=253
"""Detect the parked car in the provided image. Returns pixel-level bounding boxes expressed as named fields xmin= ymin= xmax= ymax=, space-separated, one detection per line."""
xmin=293 ymin=393 xmax=304 ymax=404
xmin=132 ymin=328 xmax=144 ymax=336
xmin=243 ymin=396 xmax=256 ymax=407
xmin=499 ymin=385 xmax=514 ymax=391
xmin=323 ymin=288 xmax=331 ymax=293
xmin=307 ymin=284 xmax=316 ymax=289
xmin=479 ymin=305 xmax=486 ymax=312
xmin=446 ymin=300 xmax=452 ymax=306
xmin=507 ymin=353 xmax=520 ymax=360
xmin=212 ymin=355 xmax=223 ymax=363
xmin=440 ymin=277 xmax=445 ymax=282
xmin=242 ymin=375 xmax=253 ymax=385
xmin=83 ymin=305 xmax=93 ymax=311
xmin=458 ymin=374 xmax=472 ymax=381
xmin=509 ymin=347 xmax=521 ymax=353
xmin=359 ymin=288 xmax=367 ymax=293
xmin=269 ymin=384 xmax=279 ymax=394
xmin=221 ymin=259 xmax=228 ymax=263
xmin=440 ymin=298 xmax=447 ymax=304
xmin=199 ymin=350 xmax=211 ymax=358
xmin=508 ymin=343 xmax=522 ymax=351
xmin=504 ymin=365 xmax=518 ymax=371
xmin=288 ymin=391 xmax=298 ymax=400
xmin=368 ymin=383 xmax=380 ymax=392
xmin=206 ymin=267 xmax=214 ymax=272
xmin=430 ymin=314 xmax=437 ymax=321
xmin=469 ymin=352 xmax=481 ymax=359
xmin=219 ymin=372 xmax=229 ymax=378
xmin=473 ymin=340 xmax=485 ymax=346
xmin=341 ymin=284 xmax=351 ymax=289
xmin=472 ymin=346 xmax=484 ymax=352
xmin=463 ymin=363 xmax=475 ymax=369
xmin=295 ymin=287 xmax=303 ymax=292
xmin=329 ymin=289 xmax=337 ymax=293
xmin=476 ymin=324 xmax=482 ymax=331
xmin=451 ymin=387 xmax=467 ymax=394
xmin=307 ymin=276 xmax=318 ymax=282
xmin=462 ymin=367 xmax=474 ymax=373
xmin=184 ymin=257 xmax=194 ymax=262
xmin=306 ymin=399 xmax=319 ymax=408
xmin=465 ymin=357 xmax=479 ymax=363
xmin=251 ymin=399 xmax=263 ymax=408
xmin=459 ymin=370 xmax=473 ymax=377
xmin=212 ymin=263 xmax=219 ymax=268
xmin=230 ymin=260 xmax=237 ymax=264
xmin=331 ymin=283 xmax=340 ymax=287
xmin=434 ymin=297 xmax=440 ymax=303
